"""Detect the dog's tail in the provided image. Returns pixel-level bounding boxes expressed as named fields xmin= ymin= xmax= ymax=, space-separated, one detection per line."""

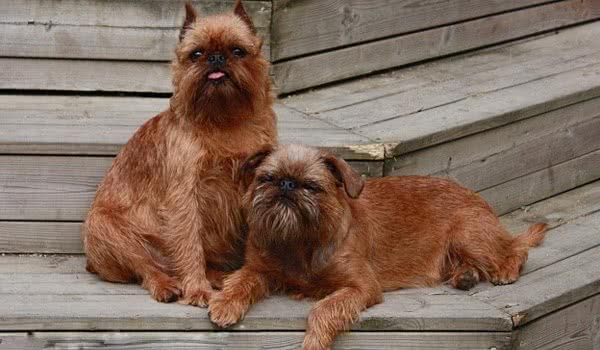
xmin=513 ymin=223 xmax=547 ymax=249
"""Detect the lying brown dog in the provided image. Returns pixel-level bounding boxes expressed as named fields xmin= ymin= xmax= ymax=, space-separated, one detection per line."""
xmin=208 ymin=144 xmax=546 ymax=350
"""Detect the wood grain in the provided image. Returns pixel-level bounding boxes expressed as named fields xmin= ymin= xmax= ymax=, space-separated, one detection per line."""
xmin=270 ymin=0 xmax=552 ymax=60
xmin=0 ymin=292 xmax=511 ymax=331
xmin=0 ymin=0 xmax=271 ymax=60
xmin=479 ymin=148 xmax=600 ymax=215
xmin=512 ymin=294 xmax=600 ymax=350
xmin=272 ymin=0 xmax=600 ymax=93
xmin=0 ymin=331 xmax=512 ymax=350
xmin=385 ymin=96 xmax=600 ymax=178
xmin=361 ymin=60 xmax=600 ymax=156
xmin=473 ymin=237 xmax=600 ymax=327
xmin=0 ymin=96 xmax=380 ymax=159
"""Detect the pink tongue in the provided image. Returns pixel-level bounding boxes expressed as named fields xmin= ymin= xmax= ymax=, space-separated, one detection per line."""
xmin=208 ymin=71 xmax=225 ymax=80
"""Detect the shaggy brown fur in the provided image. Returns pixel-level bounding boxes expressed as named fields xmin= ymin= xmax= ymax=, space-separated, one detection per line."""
xmin=83 ymin=0 xmax=276 ymax=307
xmin=209 ymin=144 xmax=546 ymax=349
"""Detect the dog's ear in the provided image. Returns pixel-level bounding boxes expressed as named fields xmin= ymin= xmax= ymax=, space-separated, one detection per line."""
xmin=233 ymin=0 xmax=257 ymax=34
xmin=180 ymin=2 xmax=198 ymax=41
xmin=236 ymin=145 xmax=273 ymax=190
xmin=322 ymin=153 xmax=364 ymax=199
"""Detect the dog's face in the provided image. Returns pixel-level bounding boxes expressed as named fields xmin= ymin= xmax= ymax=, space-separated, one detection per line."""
xmin=239 ymin=144 xmax=364 ymax=246
xmin=172 ymin=1 xmax=270 ymax=120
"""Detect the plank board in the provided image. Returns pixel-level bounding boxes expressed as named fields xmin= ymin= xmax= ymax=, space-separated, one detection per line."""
xmin=473 ymin=239 xmax=600 ymax=327
xmin=313 ymin=22 xmax=600 ymax=130
xmin=500 ymin=181 xmax=600 ymax=234
xmin=512 ymin=294 xmax=600 ymax=350
xmin=0 ymin=0 xmax=272 ymax=60
xmin=0 ymin=292 xmax=511 ymax=332
xmin=272 ymin=0 xmax=600 ymax=93
xmin=270 ymin=0 xmax=552 ymax=61
xmin=360 ymin=60 xmax=600 ymax=156
xmin=0 ymin=331 xmax=513 ymax=350
xmin=0 ymin=155 xmax=380 ymax=223
xmin=479 ymin=148 xmax=600 ymax=215
xmin=385 ymin=96 xmax=600 ymax=178
xmin=0 ymin=96 xmax=381 ymax=159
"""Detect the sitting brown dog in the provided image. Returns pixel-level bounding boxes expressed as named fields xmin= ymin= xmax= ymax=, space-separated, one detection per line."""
xmin=83 ymin=1 xmax=276 ymax=306
xmin=208 ymin=144 xmax=546 ymax=349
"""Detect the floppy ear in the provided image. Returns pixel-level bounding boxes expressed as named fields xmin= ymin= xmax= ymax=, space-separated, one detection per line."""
xmin=233 ymin=0 xmax=257 ymax=34
xmin=179 ymin=2 xmax=198 ymax=41
xmin=236 ymin=145 xmax=273 ymax=190
xmin=322 ymin=154 xmax=365 ymax=199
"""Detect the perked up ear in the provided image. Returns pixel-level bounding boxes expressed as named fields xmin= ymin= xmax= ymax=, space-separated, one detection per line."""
xmin=322 ymin=154 xmax=365 ymax=199
xmin=236 ymin=145 xmax=273 ymax=191
xmin=233 ymin=0 xmax=257 ymax=34
xmin=179 ymin=2 xmax=198 ymax=41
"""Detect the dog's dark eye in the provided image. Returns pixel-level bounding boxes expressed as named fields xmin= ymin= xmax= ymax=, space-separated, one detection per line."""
xmin=304 ymin=181 xmax=324 ymax=193
xmin=259 ymin=174 xmax=273 ymax=183
xmin=190 ymin=49 xmax=203 ymax=61
xmin=232 ymin=47 xmax=246 ymax=58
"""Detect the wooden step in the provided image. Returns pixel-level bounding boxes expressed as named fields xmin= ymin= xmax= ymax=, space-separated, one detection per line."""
xmin=1 ymin=181 xmax=599 ymax=349
xmin=2 ymin=22 xmax=600 ymax=250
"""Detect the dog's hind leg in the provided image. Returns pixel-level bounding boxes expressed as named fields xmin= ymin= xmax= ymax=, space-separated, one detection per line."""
xmin=84 ymin=208 xmax=181 ymax=302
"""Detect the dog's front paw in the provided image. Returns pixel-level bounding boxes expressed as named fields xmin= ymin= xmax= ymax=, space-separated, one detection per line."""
xmin=302 ymin=333 xmax=330 ymax=350
xmin=147 ymin=275 xmax=182 ymax=303
xmin=178 ymin=287 xmax=213 ymax=307
xmin=208 ymin=293 xmax=247 ymax=328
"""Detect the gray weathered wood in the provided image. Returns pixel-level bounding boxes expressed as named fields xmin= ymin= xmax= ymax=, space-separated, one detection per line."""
xmin=281 ymin=33 xmax=558 ymax=115
xmin=0 ymin=155 xmax=379 ymax=223
xmin=314 ymin=22 xmax=600 ymax=130
xmin=0 ymin=58 xmax=172 ymax=93
xmin=0 ymin=96 xmax=381 ymax=159
xmin=0 ymin=292 xmax=511 ymax=331
xmin=361 ymin=60 xmax=600 ymax=156
xmin=385 ymin=96 xmax=600 ymax=178
xmin=473 ymin=241 xmax=600 ymax=327
xmin=0 ymin=222 xmax=83 ymax=254
xmin=0 ymin=331 xmax=513 ymax=350
xmin=479 ymin=148 xmax=600 ymax=215
xmin=438 ymin=116 xmax=600 ymax=192
xmin=512 ymin=294 xmax=600 ymax=350
xmin=0 ymin=0 xmax=271 ymax=60
xmin=272 ymin=0 xmax=600 ymax=93
xmin=270 ymin=0 xmax=552 ymax=61
xmin=500 ymin=181 xmax=600 ymax=234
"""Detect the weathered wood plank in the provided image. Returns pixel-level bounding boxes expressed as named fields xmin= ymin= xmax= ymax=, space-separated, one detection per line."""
xmin=473 ymin=241 xmax=600 ymax=327
xmin=479 ymin=148 xmax=600 ymax=215
xmin=0 ymin=292 xmax=511 ymax=331
xmin=0 ymin=255 xmax=86 ymax=274
xmin=0 ymin=155 xmax=379 ymax=223
xmin=0 ymin=222 xmax=83 ymax=254
xmin=0 ymin=156 xmax=110 ymax=221
xmin=0 ymin=58 xmax=172 ymax=93
xmin=315 ymin=22 xmax=600 ymax=130
xmin=512 ymin=294 xmax=600 ymax=350
xmin=438 ymin=115 xmax=600 ymax=192
xmin=281 ymin=33 xmax=555 ymax=115
xmin=360 ymin=60 xmax=600 ymax=156
xmin=272 ymin=0 xmax=600 ymax=93
xmin=270 ymin=0 xmax=552 ymax=61
xmin=501 ymin=181 xmax=600 ymax=234
xmin=385 ymin=96 xmax=600 ymax=178
xmin=0 ymin=0 xmax=271 ymax=60
xmin=0 ymin=331 xmax=513 ymax=350
xmin=0 ymin=96 xmax=381 ymax=159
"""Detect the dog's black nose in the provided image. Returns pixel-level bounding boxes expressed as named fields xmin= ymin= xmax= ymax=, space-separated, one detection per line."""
xmin=280 ymin=179 xmax=296 ymax=192
xmin=208 ymin=53 xmax=227 ymax=67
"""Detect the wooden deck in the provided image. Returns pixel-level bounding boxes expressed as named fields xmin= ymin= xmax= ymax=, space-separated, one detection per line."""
xmin=2 ymin=180 xmax=600 ymax=348
xmin=1 ymin=2 xmax=600 ymax=347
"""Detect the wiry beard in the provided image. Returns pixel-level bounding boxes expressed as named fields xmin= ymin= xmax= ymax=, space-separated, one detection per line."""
xmin=171 ymin=68 xmax=260 ymax=124
xmin=248 ymin=185 xmax=320 ymax=246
